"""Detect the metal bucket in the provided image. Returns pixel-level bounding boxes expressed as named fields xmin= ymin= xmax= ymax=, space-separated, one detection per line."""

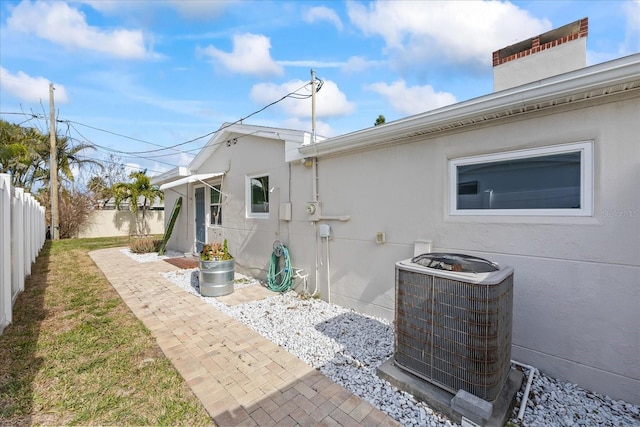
xmin=199 ymin=259 xmax=235 ymax=297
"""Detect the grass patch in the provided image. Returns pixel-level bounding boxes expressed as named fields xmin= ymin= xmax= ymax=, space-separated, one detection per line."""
xmin=0 ymin=236 xmax=214 ymax=426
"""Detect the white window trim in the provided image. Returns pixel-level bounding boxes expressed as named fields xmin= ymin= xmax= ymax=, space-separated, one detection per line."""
xmin=245 ymin=174 xmax=270 ymax=219
xmin=449 ymin=141 xmax=593 ymax=216
xmin=209 ymin=183 xmax=223 ymax=227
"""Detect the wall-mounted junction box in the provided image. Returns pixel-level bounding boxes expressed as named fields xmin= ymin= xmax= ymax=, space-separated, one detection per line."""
xmin=279 ymin=202 xmax=292 ymax=221
xmin=319 ymin=224 xmax=331 ymax=238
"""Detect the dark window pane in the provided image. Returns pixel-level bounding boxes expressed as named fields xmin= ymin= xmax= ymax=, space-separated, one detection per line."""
xmin=457 ymin=152 xmax=581 ymax=210
xmin=210 ymin=185 xmax=221 ymax=204
xmin=251 ymin=176 xmax=269 ymax=213
xmin=210 ymin=205 xmax=222 ymax=225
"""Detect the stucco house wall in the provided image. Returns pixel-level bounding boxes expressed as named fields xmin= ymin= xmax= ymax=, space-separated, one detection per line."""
xmin=289 ymin=90 xmax=639 ymax=405
xmin=157 ymin=128 xmax=306 ymax=277
xmin=153 ymin=54 xmax=640 ymax=405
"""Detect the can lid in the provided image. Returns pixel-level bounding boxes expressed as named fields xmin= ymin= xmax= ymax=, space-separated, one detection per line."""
xmin=411 ymin=253 xmax=500 ymax=273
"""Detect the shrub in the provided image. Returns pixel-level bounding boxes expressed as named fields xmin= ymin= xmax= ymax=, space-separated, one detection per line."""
xmin=130 ymin=237 xmax=162 ymax=254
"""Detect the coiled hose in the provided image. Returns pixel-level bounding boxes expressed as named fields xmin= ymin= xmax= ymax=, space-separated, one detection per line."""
xmin=267 ymin=241 xmax=293 ymax=292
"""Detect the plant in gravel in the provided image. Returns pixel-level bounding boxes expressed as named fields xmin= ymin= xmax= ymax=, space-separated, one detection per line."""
xmin=129 ymin=236 xmax=162 ymax=254
xmin=200 ymin=239 xmax=233 ymax=261
xmin=299 ymin=291 xmax=321 ymax=300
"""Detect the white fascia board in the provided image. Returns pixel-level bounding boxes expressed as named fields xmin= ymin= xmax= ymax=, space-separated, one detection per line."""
xmin=159 ymin=172 xmax=225 ymax=190
xmin=150 ymin=167 xmax=190 ymax=186
xmin=188 ymin=123 xmax=311 ymax=171
xmin=299 ymin=54 xmax=640 ymax=158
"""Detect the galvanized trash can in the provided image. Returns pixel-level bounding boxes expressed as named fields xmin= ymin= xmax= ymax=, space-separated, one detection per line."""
xmin=199 ymin=259 xmax=235 ymax=297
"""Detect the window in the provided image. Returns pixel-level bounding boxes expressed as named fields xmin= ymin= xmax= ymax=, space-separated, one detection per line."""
xmin=246 ymin=175 xmax=269 ymax=218
xmin=210 ymin=184 xmax=222 ymax=225
xmin=449 ymin=141 xmax=593 ymax=216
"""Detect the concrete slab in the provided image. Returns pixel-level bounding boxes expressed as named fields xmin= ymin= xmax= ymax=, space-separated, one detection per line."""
xmin=377 ymin=358 xmax=523 ymax=427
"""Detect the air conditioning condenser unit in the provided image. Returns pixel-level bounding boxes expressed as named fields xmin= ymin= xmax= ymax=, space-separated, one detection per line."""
xmin=394 ymin=253 xmax=514 ymax=401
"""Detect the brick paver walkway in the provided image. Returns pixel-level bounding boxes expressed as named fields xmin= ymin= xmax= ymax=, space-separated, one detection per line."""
xmin=89 ymin=248 xmax=399 ymax=427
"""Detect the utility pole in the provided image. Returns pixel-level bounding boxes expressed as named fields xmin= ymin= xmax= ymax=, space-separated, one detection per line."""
xmin=311 ymin=69 xmax=316 ymax=143
xmin=49 ymin=83 xmax=59 ymax=240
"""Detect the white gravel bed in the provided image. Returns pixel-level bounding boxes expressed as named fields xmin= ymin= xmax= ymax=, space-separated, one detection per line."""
xmin=134 ymin=252 xmax=640 ymax=426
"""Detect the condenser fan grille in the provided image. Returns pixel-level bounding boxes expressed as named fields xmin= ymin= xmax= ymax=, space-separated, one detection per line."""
xmin=394 ymin=259 xmax=514 ymax=400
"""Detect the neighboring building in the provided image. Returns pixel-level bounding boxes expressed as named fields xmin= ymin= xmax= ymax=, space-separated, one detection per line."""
xmin=78 ymin=196 xmax=165 ymax=238
xmin=153 ymin=20 xmax=640 ymax=405
xmin=152 ymin=125 xmax=317 ymax=265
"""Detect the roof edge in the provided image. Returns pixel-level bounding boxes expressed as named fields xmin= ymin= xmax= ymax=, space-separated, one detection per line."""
xmin=150 ymin=166 xmax=189 ymax=186
xmin=300 ymin=54 xmax=640 ymax=158
xmin=189 ymin=123 xmax=313 ymax=172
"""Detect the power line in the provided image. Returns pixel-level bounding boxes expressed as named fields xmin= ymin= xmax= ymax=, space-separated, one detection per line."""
xmin=1 ymin=75 xmax=324 ymax=159
xmin=61 ymin=77 xmax=322 ymax=156
xmin=0 ymin=112 xmax=45 ymax=118
xmin=66 ymin=123 xmax=181 ymax=168
xmin=73 ymin=154 xmax=166 ymax=175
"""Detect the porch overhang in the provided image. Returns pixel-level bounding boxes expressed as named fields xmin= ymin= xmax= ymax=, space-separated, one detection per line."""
xmin=159 ymin=172 xmax=225 ymax=190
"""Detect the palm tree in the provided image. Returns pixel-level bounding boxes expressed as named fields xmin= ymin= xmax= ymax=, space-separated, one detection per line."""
xmin=87 ymin=176 xmax=110 ymax=208
xmin=1 ymin=119 xmax=101 ymax=191
xmin=0 ymin=120 xmax=48 ymax=191
xmin=113 ymin=170 xmax=164 ymax=235
xmin=37 ymin=135 xmax=102 ymax=188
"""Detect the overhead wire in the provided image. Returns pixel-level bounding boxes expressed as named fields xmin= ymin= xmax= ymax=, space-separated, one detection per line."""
xmin=66 ymin=123 xmax=179 ymax=168
xmin=1 ymin=75 xmax=325 ymax=172
xmin=59 ymin=76 xmax=323 ymax=156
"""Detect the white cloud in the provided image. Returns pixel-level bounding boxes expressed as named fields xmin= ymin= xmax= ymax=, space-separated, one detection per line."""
xmin=366 ymin=80 xmax=456 ymax=116
xmin=7 ymin=1 xmax=154 ymax=60
xmin=0 ymin=67 xmax=69 ymax=103
xmin=168 ymin=0 xmax=231 ymax=19
xmin=124 ymin=162 xmax=142 ymax=175
xmin=199 ymin=33 xmax=283 ymax=77
xmin=277 ymin=60 xmax=345 ymax=68
xmin=304 ymin=6 xmax=343 ymax=31
xmin=250 ymin=79 xmax=355 ymax=118
xmin=341 ymin=56 xmax=385 ymax=73
xmin=82 ymin=0 xmax=230 ymax=20
xmin=347 ymin=1 xmax=551 ymax=69
xmin=83 ymin=71 xmax=208 ymax=117
xmin=282 ymin=117 xmax=335 ymax=138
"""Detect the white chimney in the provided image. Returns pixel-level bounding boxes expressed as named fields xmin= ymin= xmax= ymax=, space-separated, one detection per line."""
xmin=493 ymin=18 xmax=588 ymax=92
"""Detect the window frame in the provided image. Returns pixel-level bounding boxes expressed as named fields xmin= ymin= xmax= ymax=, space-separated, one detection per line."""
xmin=245 ymin=174 xmax=270 ymax=219
xmin=209 ymin=183 xmax=223 ymax=226
xmin=449 ymin=141 xmax=593 ymax=216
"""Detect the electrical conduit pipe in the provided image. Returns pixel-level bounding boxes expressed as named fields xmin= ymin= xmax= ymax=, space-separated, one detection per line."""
xmin=511 ymin=359 xmax=538 ymax=421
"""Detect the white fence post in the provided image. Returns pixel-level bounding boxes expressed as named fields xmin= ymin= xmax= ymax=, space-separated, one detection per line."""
xmin=11 ymin=187 xmax=25 ymax=300
xmin=0 ymin=175 xmax=46 ymax=335
xmin=0 ymin=174 xmax=11 ymax=333
xmin=24 ymin=192 xmax=32 ymax=276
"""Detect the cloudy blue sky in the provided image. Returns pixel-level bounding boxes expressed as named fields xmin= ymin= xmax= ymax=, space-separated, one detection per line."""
xmin=1 ymin=0 xmax=638 ymax=179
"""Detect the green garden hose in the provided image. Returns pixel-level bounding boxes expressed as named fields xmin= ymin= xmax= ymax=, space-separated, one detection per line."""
xmin=267 ymin=242 xmax=293 ymax=292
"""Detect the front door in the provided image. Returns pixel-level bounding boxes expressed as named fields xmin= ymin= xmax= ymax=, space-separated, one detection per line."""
xmin=195 ymin=187 xmax=205 ymax=253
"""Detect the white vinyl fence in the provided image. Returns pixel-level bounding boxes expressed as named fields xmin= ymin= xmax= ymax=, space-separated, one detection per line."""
xmin=0 ymin=173 xmax=46 ymax=335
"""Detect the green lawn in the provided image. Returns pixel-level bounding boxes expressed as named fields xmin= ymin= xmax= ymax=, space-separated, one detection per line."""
xmin=0 ymin=237 xmax=214 ymax=426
